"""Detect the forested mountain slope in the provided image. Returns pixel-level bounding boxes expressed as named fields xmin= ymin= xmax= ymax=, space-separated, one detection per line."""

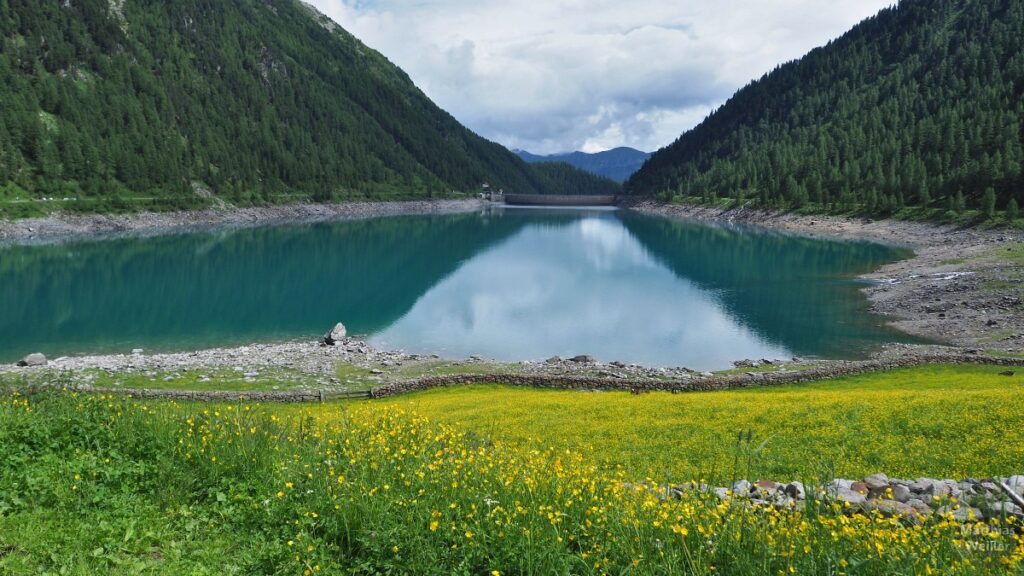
xmin=0 ymin=0 xmax=611 ymax=212
xmin=628 ymin=0 xmax=1024 ymax=215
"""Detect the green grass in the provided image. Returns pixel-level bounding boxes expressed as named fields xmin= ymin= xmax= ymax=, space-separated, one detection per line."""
xmin=709 ymin=359 xmax=824 ymax=376
xmin=84 ymin=367 xmax=323 ymax=392
xmin=994 ymin=243 xmax=1024 ymax=265
xmin=0 ymin=506 xmax=265 ymax=574
xmin=384 ymin=364 xmax=1024 ymax=481
xmin=0 ymin=367 xmax=330 ymax=393
xmin=1 ymin=375 xmax=1021 ymax=575
xmin=334 ymin=360 xmax=521 ymax=391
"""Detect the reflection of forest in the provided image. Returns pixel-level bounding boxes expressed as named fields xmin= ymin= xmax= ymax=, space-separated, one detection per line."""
xmin=617 ymin=211 xmax=920 ymax=355
xmin=0 ymin=212 xmax=537 ymax=359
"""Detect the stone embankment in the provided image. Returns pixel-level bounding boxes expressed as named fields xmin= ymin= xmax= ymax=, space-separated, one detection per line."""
xmin=659 ymin=474 xmax=1024 ymax=524
xmin=52 ymin=351 xmax=1023 ymax=403
xmin=368 ymin=353 xmax=1024 ymax=398
xmin=0 ymin=198 xmax=487 ymax=245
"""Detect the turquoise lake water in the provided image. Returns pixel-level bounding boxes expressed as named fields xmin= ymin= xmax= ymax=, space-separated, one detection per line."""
xmin=0 ymin=208 xmax=917 ymax=370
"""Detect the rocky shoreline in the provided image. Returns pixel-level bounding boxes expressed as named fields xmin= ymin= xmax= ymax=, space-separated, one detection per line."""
xmin=0 ymin=198 xmax=487 ymax=245
xmin=0 ymin=337 xmax=735 ymax=393
xmin=629 ymin=200 xmax=1024 ymax=353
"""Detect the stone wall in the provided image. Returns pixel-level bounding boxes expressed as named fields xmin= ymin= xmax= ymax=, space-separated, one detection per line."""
xmin=369 ymin=354 xmax=1024 ymax=398
xmin=65 ymin=354 xmax=1024 ymax=403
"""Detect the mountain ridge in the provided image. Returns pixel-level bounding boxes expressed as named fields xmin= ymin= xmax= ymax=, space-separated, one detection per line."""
xmin=516 ymin=147 xmax=650 ymax=183
xmin=627 ymin=0 xmax=1024 ymax=216
xmin=0 ymin=0 xmax=612 ymax=216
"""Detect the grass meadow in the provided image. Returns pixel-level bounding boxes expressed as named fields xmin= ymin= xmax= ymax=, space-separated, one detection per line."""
xmin=0 ymin=365 xmax=1021 ymax=574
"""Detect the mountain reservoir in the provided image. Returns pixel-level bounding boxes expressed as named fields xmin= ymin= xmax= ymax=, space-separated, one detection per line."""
xmin=0 ymin=208 xmax=915 ymax=370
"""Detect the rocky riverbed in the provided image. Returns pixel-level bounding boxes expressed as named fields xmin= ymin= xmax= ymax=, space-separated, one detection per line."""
xmin=630 ymin=200 xmax=1024 ymax=354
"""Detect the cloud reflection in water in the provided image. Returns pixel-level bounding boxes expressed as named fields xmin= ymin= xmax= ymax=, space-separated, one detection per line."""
xmin=371 ymin=213 xmax=789 ymax=370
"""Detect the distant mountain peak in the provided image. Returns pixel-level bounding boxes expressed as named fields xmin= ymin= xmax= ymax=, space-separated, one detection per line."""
xmin=515 ymin=147 xmax=651 ymax=183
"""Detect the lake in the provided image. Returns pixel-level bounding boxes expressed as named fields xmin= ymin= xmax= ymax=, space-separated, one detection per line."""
xmin=0 ymin=208 xmax=917 ymax=370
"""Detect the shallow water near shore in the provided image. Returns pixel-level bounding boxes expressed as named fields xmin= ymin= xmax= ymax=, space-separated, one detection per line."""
xmin=0 ymin=207 xmax=919 ymax=370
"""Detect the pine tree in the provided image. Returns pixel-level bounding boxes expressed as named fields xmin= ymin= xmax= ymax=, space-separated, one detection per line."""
xmin=983 ymin=187 xmax=997 ymax=219
xmin=1007 ymin=198 xmax=1020 ymax=221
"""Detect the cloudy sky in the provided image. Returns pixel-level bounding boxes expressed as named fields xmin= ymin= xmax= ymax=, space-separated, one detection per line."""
xmin=307 ymin=1 xmax=894 ymax=154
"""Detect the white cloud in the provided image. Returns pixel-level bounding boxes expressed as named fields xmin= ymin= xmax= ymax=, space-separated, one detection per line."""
xmin=307 ymin=0 xmax=894 ymax=154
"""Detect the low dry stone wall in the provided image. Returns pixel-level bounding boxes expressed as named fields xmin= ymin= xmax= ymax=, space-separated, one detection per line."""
xmin=54 ymin=353 xmax=1024 ymax=403
xmin=369 ymin=354 xmax=1024 ymax=398
xmin=658 ymin=473 xmax=1024 ymax=524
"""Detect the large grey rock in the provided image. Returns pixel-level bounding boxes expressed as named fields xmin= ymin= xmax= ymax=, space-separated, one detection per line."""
xmin=937 ymin=480 xmax=961 ymax=499
xmin=834 ymin=487 xmax=867 ymax=506
xmin=323 ymin=323 xmax=347 ymax=346
xmin=569 ymin=355 xmax=595 ymax=363
xmin=731 ymin=480 xmax=752 ymax=495
xmin=1005 ymin=476 xmax=1024 ymax=496
xmin=986 ymin=502 xmax=1023 ymax=518
xmin=891 ymin=484 xmax=912 ymax=503
xmin=17 ymin=353 xmax=47 ymax=367
xmin=784 ymin=481 xmax=806 ymax=500
xmin=826 ymin=479 xmax=854 ymax=492
xmin=864 ymin=473 xmax=889 ymax=491
xmin=907 ymin=498 xmax=933 ymax=515
xmin=872 ymin=500 xmax=915 ymax=518
xmin=938 ymin=506 xmax=981 ymax=522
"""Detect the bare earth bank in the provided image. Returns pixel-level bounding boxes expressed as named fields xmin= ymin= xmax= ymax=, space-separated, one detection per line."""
xmin=629 ymin=200 xmax=1024 ymax=353
xmin=0 ymin=198 xmax=487 ymax=245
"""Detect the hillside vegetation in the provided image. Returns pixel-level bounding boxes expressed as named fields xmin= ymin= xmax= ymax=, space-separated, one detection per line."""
xmin=0 ymin=0 xmax=613 ymax=216
xmin=628 ymin=0 xmax=1024 ymax=219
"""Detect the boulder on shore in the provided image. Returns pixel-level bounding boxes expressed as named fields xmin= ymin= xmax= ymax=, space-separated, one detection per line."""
xmin=17 ymin=353 xmax=47 ymax=367
xmin=323 ymin=323 xmax=347 ymax=346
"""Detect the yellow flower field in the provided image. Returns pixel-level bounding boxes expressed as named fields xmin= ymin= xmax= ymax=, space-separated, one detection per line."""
xmin=378 ymin=364 xmax=1024 ymax=480
xmin=1 ymin=363 xmax=1023 ymax=574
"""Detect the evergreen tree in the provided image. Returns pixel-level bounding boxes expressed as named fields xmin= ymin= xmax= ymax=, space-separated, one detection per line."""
xmin=983 ymin=187 xmax=997 ymax=219
xmin=1007 ymin=198 xmax=1019 ymax=221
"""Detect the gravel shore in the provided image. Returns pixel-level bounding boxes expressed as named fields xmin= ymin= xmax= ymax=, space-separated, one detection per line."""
xmin=0 ymin=198 xmax=487 ymax=245
xmin=629 ymin=200 xmax=1024 ymax=352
